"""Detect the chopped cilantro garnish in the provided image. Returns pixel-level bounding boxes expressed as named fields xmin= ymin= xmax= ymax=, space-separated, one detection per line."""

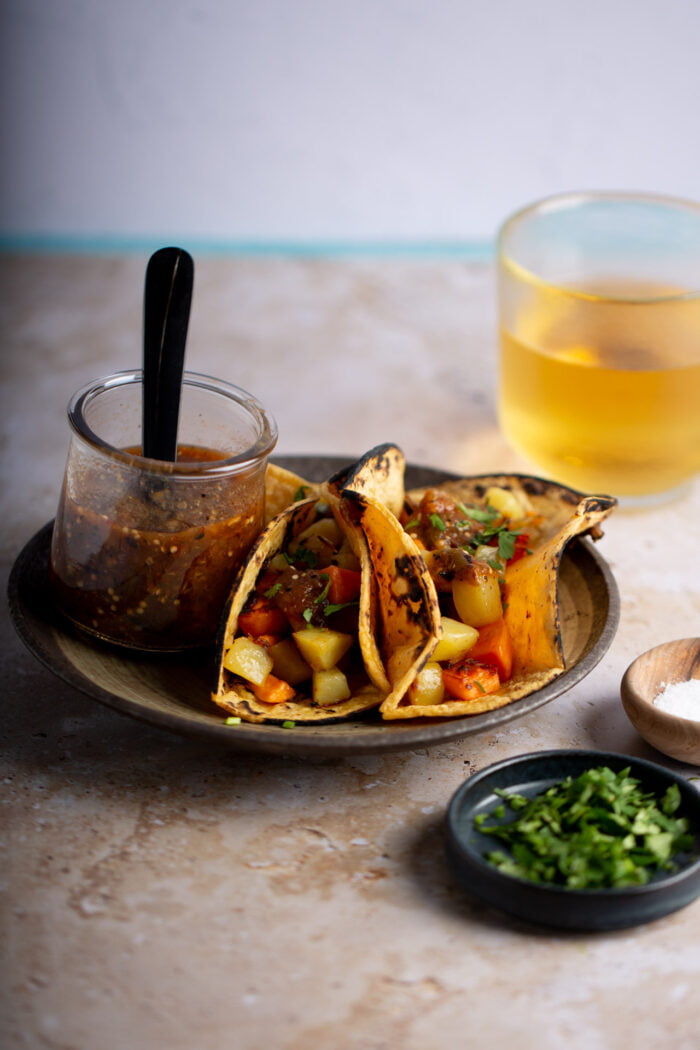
xmin=293 ymin=486 xmax=310 ymax=501
xmin=315 ymin=578 xmax=331 ymax=604
xmin=323 ymin=601 xmax=355 ymax=617
xmin=457 ymin=503 xmax=498 ymax=523
xmin=224 ymin=716 xmax=241 ymax=725
xmin=429 ymin=513 xmax=446 ymax=532
xmin=281 ymin=720 xmax=296 ymax=729
xmin=312 ymin=577 xmax=357 ymax=619
xmin=497 ymin=529 xmax=517 ymax=562
xmin=302 ymin=607 xmax=314 ymax=625
xmin=469 ymin=523 xmax=522 ymax=563
xmin=293 ymin=546 xmax=318 ymax=568
xmin=263 ymin=581 xmax=282 ymax=598
xmin=474 ymin=766 xmax=694 ymax=889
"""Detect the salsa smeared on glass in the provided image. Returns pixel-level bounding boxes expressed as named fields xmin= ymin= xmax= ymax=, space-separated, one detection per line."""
xmin=49 ymin=444 xmax=265 ymax=651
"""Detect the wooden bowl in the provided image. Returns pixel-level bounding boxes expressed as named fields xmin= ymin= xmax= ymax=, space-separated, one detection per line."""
xmin=621 ymin=638 xmax=700 ymax=765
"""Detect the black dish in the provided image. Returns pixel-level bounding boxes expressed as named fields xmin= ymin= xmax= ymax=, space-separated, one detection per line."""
xmin=446 ymin=749 xmax=700 ymax=931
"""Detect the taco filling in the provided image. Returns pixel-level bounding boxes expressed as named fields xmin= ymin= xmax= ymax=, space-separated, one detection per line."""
xmin=375 ymin=474 xmax=616 ymax=719
xmin=213 ymin=446 xmax=616 ymax=724
xmin=212 ymin=495 xmax=387 ymax=723
xmin=397 ymin=485 xmax=537 ymax=706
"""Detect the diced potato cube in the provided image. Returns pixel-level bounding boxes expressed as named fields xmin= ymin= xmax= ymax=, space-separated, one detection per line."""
xmin=292 ymin=628 xmax=353 ymax=671
xmin=432 ymin=616 xmax=479 ymax=662
xmin=452 ymin=563 xmax=503 ymax=627
xmin=269 ymin=638 xmax=312 ymax=685
xmin=333 ymin=538 xmax=362 ymax=571
xmin=313 ymin=667 xmax=351 ymax=706
xmin=288 ymin=518 xmax=343 ymax=566
xmin=223 ymin=636 xmax=273 ymax=684
xmin=408 ymin=662 xmax=445 ymax=705
xmin=485 ymin=486 xmax=525 ymax=520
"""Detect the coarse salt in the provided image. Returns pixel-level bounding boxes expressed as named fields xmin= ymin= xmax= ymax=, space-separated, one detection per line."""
xmin=653 ymin=678 xmax=700 ymax=721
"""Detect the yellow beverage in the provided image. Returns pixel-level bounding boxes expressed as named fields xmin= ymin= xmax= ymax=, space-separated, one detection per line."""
xmin=498 ymin=280 xmax=700 ymax=498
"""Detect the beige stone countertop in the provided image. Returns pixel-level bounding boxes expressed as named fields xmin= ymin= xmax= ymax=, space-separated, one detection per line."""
xmin=2 ymin=253 xmax=699 ymax=1050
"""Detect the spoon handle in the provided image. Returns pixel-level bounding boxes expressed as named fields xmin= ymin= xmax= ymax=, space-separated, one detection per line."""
xmin=142 ymin=247 xmax=194 ymax=461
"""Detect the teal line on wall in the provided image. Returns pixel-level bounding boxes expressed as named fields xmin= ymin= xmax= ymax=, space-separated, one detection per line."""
xmin=0 ymin=233 xmax=495 ymax=260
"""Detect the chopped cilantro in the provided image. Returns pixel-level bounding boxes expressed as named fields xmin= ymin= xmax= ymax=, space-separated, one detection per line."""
xmin=263 ymin=581 xmax=282 ymax=598
xmin=323 ymin=601 xmax=356 ymax=617
xmin=457 ymin=503 xmax=498 ymax=523
xmin=497 ymin=529 xmax=517 ymax=562
xmin=224 ymin=716 xmax=241 ymax=725
xmin=293 ymin=486 xmax=311 ymax=501
xmin=315 ymin=578 xmax=331 ymax=604
xmin=281 ymin=720 xmax=296 ymax=729
xmin=293 ymin=546 xmax=318 ymax=568
xmin=311 ymin=577 xmax=358 ymax=620
xmin=469 ymin=523 xmax=521 ymax=563
xmin=474 ymin=766 xmax=695 ymax=889
xmin=429 ymin=513 xmax=446 ymax=532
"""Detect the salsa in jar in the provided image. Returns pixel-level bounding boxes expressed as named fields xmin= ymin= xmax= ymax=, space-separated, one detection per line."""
xmin=49 ymin=444 xmax=266 ymax=651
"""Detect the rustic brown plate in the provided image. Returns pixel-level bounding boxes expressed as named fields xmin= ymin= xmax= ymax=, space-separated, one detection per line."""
xmin=7 ymin=456 xmax=619 ymax=757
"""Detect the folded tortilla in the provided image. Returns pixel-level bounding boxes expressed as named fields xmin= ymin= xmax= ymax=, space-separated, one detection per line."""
xmin=378 ymin=475 xmax=616 ymax=719
xmin=218 ymin=451 xmax=616 ymax=724
xmin=212 ymin=494 xmax=389 ymax=724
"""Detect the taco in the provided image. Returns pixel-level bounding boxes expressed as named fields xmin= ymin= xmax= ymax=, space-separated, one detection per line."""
xmin=211 ymin=492 xmax=390 ymax=724
xmin=375 ymin=475 xmax=616 ymax=719
xmin=216 ymin=446 xmax=616 ymax=724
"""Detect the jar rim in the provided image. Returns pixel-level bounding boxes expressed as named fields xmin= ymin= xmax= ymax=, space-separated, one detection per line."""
xmin=67 ymin=369 xmax=278 ymax=475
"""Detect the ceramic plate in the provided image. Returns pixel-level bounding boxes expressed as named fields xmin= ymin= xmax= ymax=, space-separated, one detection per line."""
xmin=446 ymin=750 xmax=700 ymax=930
xmin=8 ymin=456 xmax=619 ymax=757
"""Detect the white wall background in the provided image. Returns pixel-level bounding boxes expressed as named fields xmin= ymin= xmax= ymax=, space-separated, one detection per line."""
xmin=2 ymin=0 xmax=700 ymax=250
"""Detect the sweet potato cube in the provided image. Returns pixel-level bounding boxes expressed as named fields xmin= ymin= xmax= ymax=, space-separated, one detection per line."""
xmin=250 ymin=674 xmax=296 ymax=705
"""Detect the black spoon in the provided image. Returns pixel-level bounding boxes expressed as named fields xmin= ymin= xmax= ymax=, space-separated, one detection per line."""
xmin=142 ymin=247 xmax=194 ymax=461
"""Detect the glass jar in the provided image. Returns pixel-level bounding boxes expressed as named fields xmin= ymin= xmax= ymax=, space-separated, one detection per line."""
xmin=49 ymin=370 xmax=278 ymax=651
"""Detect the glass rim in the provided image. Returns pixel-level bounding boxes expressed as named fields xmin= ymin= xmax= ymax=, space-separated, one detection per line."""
xmin=497 ymin=189 xmax=700 ymax=303
xmin=67 ymin=369 xmax=278 ymax=475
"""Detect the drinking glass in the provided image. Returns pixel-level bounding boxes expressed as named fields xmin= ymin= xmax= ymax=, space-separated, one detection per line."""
xmin=497 ymin=191 xmax=700 ymax=503
xmin=49 ymin=370 xmax=277 ymax=651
